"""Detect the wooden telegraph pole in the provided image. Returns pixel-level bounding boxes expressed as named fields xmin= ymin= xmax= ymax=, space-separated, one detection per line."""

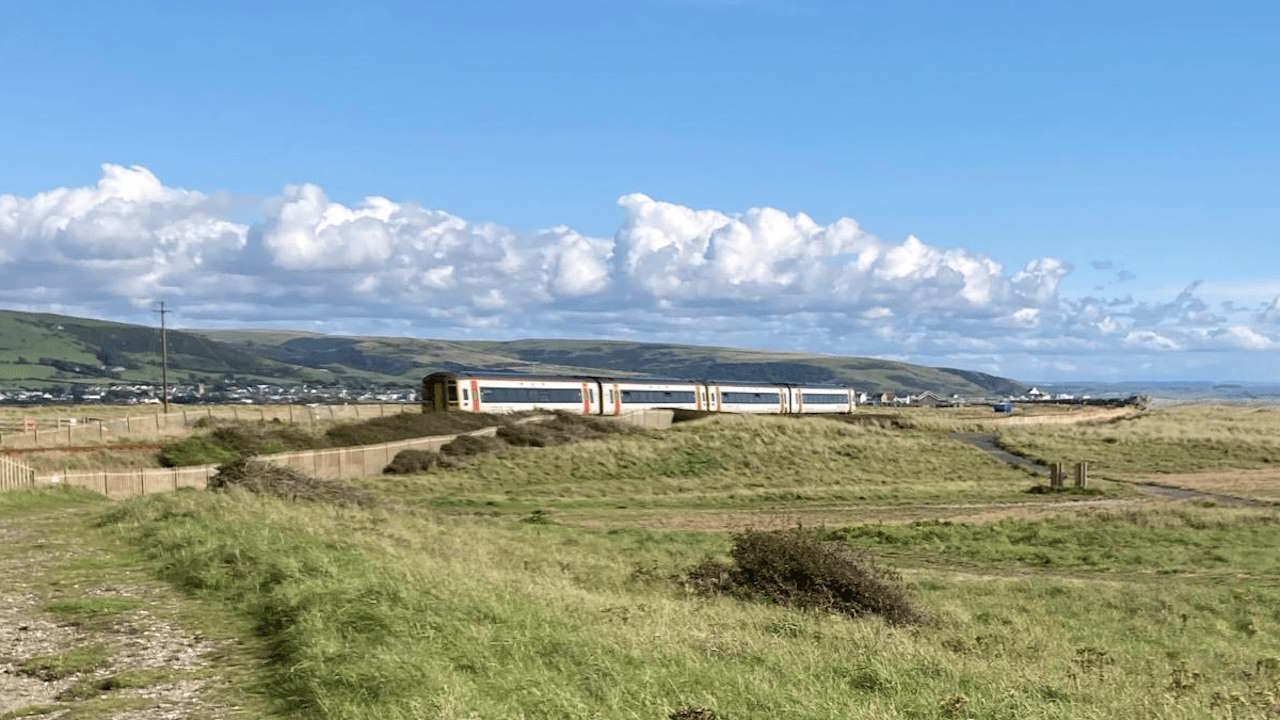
xmin=155 ymin=301 xmax=170 ymax=413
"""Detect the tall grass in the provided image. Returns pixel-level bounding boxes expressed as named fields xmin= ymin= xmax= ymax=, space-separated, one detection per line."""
xmin=372 ymin=414 xmax=1044 ymax=510
xmin=102 ymin=489 xmax=1280 ymax=719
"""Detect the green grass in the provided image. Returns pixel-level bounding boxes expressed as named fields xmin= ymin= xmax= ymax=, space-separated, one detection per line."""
xmin=369 ymin=414 xmax=1053 ymax=513
xmin=833 ymin=507 xmax=1280 ymax=575
xmin=44 ymin=596 xmax=143 ymax=620
xmin=18 ymin=644 xmax=111 ymax=681
xmin=100 ymin=487 xmax=1280 ymax=719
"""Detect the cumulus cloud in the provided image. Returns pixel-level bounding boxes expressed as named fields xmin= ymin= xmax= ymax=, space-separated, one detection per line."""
xmin=0 ymin=165 xmax=1276 ymax=381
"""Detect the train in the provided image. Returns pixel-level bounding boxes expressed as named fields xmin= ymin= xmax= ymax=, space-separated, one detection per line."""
xmin=422 ymin=371 xmax=856 ymax=415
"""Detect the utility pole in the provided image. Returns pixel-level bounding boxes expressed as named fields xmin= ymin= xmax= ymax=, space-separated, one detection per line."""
xmin=155 ymin=301 xmax=170 ymax=413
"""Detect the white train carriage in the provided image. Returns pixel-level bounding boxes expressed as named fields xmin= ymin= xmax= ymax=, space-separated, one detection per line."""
xmin=784 ymin=385 xmax=856 ymax=414
xmin=707 ymin=383 xmax=787 ymax=414
xmin=423 ymin=372 xmax=600 ymax=415
xmin=605 ymin=379 xmax=706 ymax=415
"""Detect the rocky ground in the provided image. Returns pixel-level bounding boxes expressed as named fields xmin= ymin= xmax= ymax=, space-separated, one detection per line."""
xmin=0 ymin=497 xmax=263 ymax=719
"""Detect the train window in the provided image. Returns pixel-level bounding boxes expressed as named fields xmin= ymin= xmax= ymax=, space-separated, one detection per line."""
xmin=620 ymin=390 xmax=697 ymax=403
xmin=589 ymin=388 xmax=596 ymax=402
xmin=607 ymin=389 xmax=614 ymax=403
xmin=721 ymin=392 xmax=781 ymax=403
xmin=446 ymin=383 xmax=458 ymax=402
xmin=802 ymin=393 xmax=848 ymax=404
xmin=480 ymin=387 xmax=583 ymax=403
xmin=461 ymin=387 xmax=470 ymax=402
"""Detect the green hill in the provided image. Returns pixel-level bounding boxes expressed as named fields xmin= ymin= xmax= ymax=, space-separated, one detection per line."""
xmin=0 ymin=309 xmax=1026 ymax=396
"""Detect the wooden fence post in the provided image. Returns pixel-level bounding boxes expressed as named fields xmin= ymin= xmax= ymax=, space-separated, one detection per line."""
xmin=1074 ymin=462 xmax=1089 ymax=489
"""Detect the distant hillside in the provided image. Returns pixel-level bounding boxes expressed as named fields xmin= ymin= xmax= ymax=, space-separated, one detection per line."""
xmin=0 ymin=310 xmax=330 ymax=387
xmin=0 ymin=309 xmax=1026 ymax=396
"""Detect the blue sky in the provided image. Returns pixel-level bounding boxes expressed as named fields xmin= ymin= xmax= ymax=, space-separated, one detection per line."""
xmin=1 ymin=1 xmax=1278 ymax=381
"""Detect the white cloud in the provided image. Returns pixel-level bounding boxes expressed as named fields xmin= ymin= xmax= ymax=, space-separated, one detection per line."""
xmin=1216 ymin=325 xmax=1274 ymax=350
xmin=0 ymin=165 xmax=1277 ymax=382
xmin=1124 ymin=330 xmax=1181 ymax=352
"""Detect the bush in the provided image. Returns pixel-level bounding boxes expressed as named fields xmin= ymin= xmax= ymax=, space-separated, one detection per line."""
xmin=210 ymin=458 xmax=373 ymax=506
xmin=497 ymin=412 xmax=628 ymax=447
xmin=323 ymin=411 xmax=507 ymax=446
xmin=669 ymin=707 xmax=723 ymax=720
xmin=440 ymin=433 xmax=505 ymax=458
xmin=158 ymin=422 xmax=324 ymax=467
xmin=383 ymin=449 xmax=440 ymax=474
xmin=686 ymin=527 xmax=923 ymax=625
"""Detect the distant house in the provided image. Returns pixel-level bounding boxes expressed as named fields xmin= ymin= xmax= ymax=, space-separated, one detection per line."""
xmin=914 ymin=391 xmax=944 ymax=408
xmin=1027 ymin=387 xmax=1048 ymax=400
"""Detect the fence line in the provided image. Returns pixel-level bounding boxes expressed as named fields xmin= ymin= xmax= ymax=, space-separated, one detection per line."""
xmin=7 ymin=409 xmax=674 ymax=499
xmin=0 ymin=455 xmax=37 ymax=492
xmin=0 ymin=403 xmax=414 ymax=450
xmin=992 ymin=407 xmax=1138 ymax=427
xmin=26 ymin=427 xmax=500 ymax=499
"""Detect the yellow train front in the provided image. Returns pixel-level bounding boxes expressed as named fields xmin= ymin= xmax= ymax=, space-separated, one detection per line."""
xmin=422 ymin=371 xmax=855 ymax=416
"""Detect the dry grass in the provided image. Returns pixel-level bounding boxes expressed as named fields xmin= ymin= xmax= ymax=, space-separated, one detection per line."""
xmin=998 ymin=405 xmax=1280 ymax=474
xmin=1123 ymin=468 xmax=1280 ymax=503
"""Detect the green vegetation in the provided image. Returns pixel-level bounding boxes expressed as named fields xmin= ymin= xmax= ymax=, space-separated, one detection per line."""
xmin=685 ymin=527 xmax=924 ymax=624
xmin=998 ymin=405 xmax=1280 ymax=475
xmin=157 ymin=411 xmax=510 ymax=466
xmin=369 ymin=414 xmax=1059 ymax=514
xmin=44 ymin=595 xmax=142 ymax=620
xmin=833 ymin=508 xmax=1280 ymax=575
xmin=18 ymin=645 xmax=111 ymax=681
xmin=8 ymin=406 xmax=1280 ymax=718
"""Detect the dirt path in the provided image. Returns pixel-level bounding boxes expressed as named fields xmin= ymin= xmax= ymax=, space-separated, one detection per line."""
xmin=0 ymin=501 xmax=264 ymax=718
xmin=952 ymin=432 xmax=1272 ymax=508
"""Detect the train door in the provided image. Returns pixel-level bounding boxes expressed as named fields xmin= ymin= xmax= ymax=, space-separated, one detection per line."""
xmin=793 ymin=388 xmax=803 ymax=414
xmin=425 ymin=379 xmax=446 ymax=412
xmin=611 ymin=383 xmax=621 ymax=415
xmin=699 ymin=385 xmax=710 ymax=411
xmin=581 ymin=382 xmax=592 ymax=415
xmin=712 ymin=386 xmax=721 ymax=412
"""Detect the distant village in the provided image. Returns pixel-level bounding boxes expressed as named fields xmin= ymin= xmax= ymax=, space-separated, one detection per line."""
xmin=0 ymin=380 xmax=1121 ymax=409
xmin=0 ymin=382 xmax=418 ymax=406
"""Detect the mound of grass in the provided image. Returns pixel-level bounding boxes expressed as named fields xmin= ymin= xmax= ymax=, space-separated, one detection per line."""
xmin=323 ymin=411 xmax=508 ymax=447
xmin=383 ymin=449 xmax=440 ymax=474
xmin=497 ymin=412 xmax=629 ymax=447
xmin=686 ymin=527 xmax=923 ymax=625
xmin=158 ymin=422 xmax=324 ymax=467
xmin=210 ymin=458 xmax=373 ymax=506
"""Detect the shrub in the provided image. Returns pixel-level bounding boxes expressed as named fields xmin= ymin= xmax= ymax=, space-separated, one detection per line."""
xmin=498 ymin=412 xmax=628 ymax=447
xmin=323 ymin=411 xmax=507 ymax=446
xmin=210 ymin=459 xmax=373 ymax=506
xmin=440 ymin=433 xmax=505 ymax=458
xmin=383 ymin=449 xmax=440 ymax=474
xmin=686 ymin=527 xmax=923 ymax=625
xmin=669 ymin=707 xmax=723 ymax=720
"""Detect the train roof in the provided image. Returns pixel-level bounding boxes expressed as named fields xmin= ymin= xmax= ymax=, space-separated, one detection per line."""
xmin=423 ymin=370 xmax=853 ymax=390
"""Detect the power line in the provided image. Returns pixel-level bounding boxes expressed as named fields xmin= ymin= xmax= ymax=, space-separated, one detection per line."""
xmin=154 ymin=301 xmax=170 ymax=413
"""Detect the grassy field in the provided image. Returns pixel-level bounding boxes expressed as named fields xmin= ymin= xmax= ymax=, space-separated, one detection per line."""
xmin=997 ymin=405 xmax=1280 ymax=475
xmin=4 ymin=407 xmax=1280 ymax=719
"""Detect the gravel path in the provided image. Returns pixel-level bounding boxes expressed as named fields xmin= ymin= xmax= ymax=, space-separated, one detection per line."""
xmin=0 ymin=508 xmax=239 ymax=719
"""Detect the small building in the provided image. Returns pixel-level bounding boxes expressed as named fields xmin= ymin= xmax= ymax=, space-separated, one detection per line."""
xmin=914 ymin=391 xmax=944 ymax=408
xmin=1027 ymin=387 xmax=1048 ymax=400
